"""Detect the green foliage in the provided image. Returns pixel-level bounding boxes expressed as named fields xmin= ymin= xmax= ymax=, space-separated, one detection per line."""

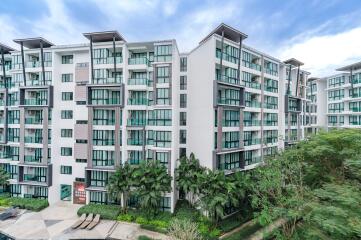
xmin=137 ymin=236 xmax=154 ymax=240
xmin=117 ymin=213 xmax=133 ymax=222
xmin=77 ymin=204 xmax=120 ymax=220
xmin=168 ymin=218 xmax=202 ymax=240
xmin=132 ymin=160 xmax=172 ymax=216
xmin=107 ymin=163 xmax=134 ymax=212
xmin=141 ymin=223 xmax=168 ymax=234
xmin=222 ymin=221 xmax=263 ymax=240
xmin=9 ymin=197 xmax=49 ymax=211
xmin=0 ymin=167 xmax=9 ymax=186
xmin=175 ymin=153 xmax=205 ymax=205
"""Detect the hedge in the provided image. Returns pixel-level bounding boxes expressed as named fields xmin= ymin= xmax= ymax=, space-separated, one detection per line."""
xmin=9 ymin=197 xmax=49 ymax=211
xmin=77 ymin=204 xmax=121 ymax=220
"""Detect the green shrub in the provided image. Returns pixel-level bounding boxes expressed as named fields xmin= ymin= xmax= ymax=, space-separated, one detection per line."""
xmin=218 ymin=213 xmax=246 ymax=233
xmin=135 ymin=216 xmax=148 ymax=225
xmin=9 ymin=197 xmax=48 ymax=211
xmin=77 ymin=204 xmax=120 ymax=220
xmin=137 ymin=236 xmax=153 ymax=240
xmin=168 ymin=218 xmax=201 ymax=240
xmin=174 ymin=200 xmax=199 ymax=221
xmin=140 ymin=224 xmax=168 ymax=234
xmin=117 ymin=213 xmax=134 ymax=222
xmin=148 ymin=219 xmax=169 ymax=229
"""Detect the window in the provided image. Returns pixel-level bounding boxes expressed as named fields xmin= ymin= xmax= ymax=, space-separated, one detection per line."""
xmin=180 ymin=130 xmax=186 ymax=144
xmin=76 ymin=139 xmax=87 ymax=144
xmin=60 ymin=165 xmax=72 ymax=174
xmin=156 ymin=88 xmax=170 ymax=105
xmin=76 ymin=101 xmax=86 ymax=105
xmin=217 ymin=152 xmax=242 ymax=170
xmin=93 ymin=109 xmax=115 ymax=125
xmin=62 ymin=55 xmax=73 ymax=64
xmin=148 ymin=110 xmax=172 ymax=126
xmin=61 ymin=74 xmax=73 ymax=82
xmin=180 ymin=57 xmax=187 ymax=72
xmin=180 ymin=94 xmax=187 ymax=108
xmin=76 ymin=159 xmax=87 ymax=163
xmin=61 ymin=129 xmax=73 ymax=138
xmin=180 ymin=112 xmax=187 ymax=126
xmin=179 ymin=148 xmax=186 ymax=158
xmin=154 ymin=131 xmax=171 ymax=148
xmin=92 ymin=150 xmax=114 ymax=166
xmin=180 ymin=76 xmax=187 ymax=90
xmin=222 ymin=110 xmax=240 ymax=127
xmin=154 ymin=45 xmax=172 ymax=62
xmin=159 ymin=197 xmax=171 ymax=212
xmin=75 ymin=177 xmax=85 ymax=182
xmin=156 ymin=66 xmax=170 ymax=83
xmin=93 ymin=130 xmax=115 ymax=146
xmin=62 ymin=92 xmax=73 ymax=101
xmin=61 ymin=147 xmax=72 ymax=156
xmin=61 ymin=110 xmax=73 ymax=119
xmin=90 ymin=171 xmax=109 ymax=187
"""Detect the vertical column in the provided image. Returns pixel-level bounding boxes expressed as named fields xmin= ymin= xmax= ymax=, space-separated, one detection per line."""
xmin=42 ymin=108 xmax=49 ymax=164
xmin=87 ymin=108 xmax=93 ymax=168
xmin=20 ymin=42 xmax=26 ymax=86
xmin=237 ymin=36 xmax=243 ymax=85
xmin=287 ymin=65 xmax=292 ymax=95
xmin=295 ymin=65 xmax=300 ymax=96
xmin=216 ymin=106 xmax=223 ymax=152
xmin=114 ymin=107 xmax=121 ymax=167
xmin=40 ymin=41 xmax=46 ymax=85
xmin=350 ymin=68 xmax=354 ymax=97
xmin=112 ymin=35 xmax=117 ymax=80
xmin=19 ymin=108 xmax=25 ymax=163
xmin=219 ymin=29 xmax=224 ymax=77
xmin=1 ymin=48 xmax=6 ymax=87
xmin=89 ymin=36 xmax=94 ymax=83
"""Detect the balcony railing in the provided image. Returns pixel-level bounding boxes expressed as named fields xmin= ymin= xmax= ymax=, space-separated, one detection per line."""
xmin=23 ymin=174 xmax=46 ymax=182
xmin=127 ymin=119 xmax=146 ymax=126
xmin=24 ymin=136 xmax=43 ymax=144
xmin=24 ymin=99 xmax=48 ymax=106
xmin=127 ymin=139 xmax=144 ymax=146
xmin=25 ymin=118 xmax=43 ymax=125
xmin=26 ymin=62 xmax=41 ymax=68
xmin=223 ymin=142 xmax=240 ymax=149
xmin=128 ymin=78 xmax=152 ymax=86
xmin=218 ymin=98 xmax=240 ymax=106
xmin=243 ymin=61 xmax=262 ymax=71
xmin=264 ymin=120 xmax=278 ymax=126
xmin=244 ymin=119 xmax=261 ymax=127
xmin=216 ymin=74 xmax=240 ymax=85
xmin=92 ymin=77 xmax=122 ymax=84
xmin=244 ymin=81 xmax=261 ymax=89
xmin=245 ymin=156 xmax=262 ymax=165
xmin=0 ymin=99 xmax=5 ymax=106
xmin=128 ymin=57 xmax=150 ymax=66
xmin=24 ymin=155 xmax=42 ymax=163
xmin=245 ymin=101 xmax=262 ymax=108
xmin=128 ymin=98 xmax=149 ymax=105
xmin=244 ymin=138 xmax=261 ymax=146
xmin=93 ymin=139 xmax=115 ymax=146
xmin=90 ymin=98 xmax=121 ymax=105
xmin=106 ymin=56 xmax=122 ymax=64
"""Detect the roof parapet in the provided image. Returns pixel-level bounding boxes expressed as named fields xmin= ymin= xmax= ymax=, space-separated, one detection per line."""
xmin=13 ymin=37 xmax=54 ymax=49
xmin=199 ymin=23 xmax=248 ymax=44
xmin=83 ymin=31 xmax=126 ymax=43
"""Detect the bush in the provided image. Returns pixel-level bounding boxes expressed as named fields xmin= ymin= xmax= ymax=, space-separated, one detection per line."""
xmin=117 ymin=213 xmax=134 ymax=222
xmin=135 ymin=216 xmax=148 ymax=225
xmin=174 ymin=200 xmax=199 ymax=221
xmin=137 ymin=236 xmax=153 ymax=240
xmin=141 ymin=224 xmax=168 ymax=234
xmin=218 ymin=212 xmax=250 ymax=233
xmin=77 ymin=204 xmax=120 ymax=220
xmin=168 ymin=218 xmax=201 ymax=240
xmin=9 ymin=197 xmax=48 ymax=211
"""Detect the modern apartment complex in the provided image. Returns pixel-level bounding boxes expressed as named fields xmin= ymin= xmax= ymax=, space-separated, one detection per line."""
xmin=0 ymin=23 xmax=310 ymax=212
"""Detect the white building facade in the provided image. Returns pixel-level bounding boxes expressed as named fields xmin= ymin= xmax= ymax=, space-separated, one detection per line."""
xmin=0 ymin=24 xmax=310 ymax=212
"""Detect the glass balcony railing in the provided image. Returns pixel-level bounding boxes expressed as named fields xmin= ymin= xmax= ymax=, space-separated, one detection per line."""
xmin=106 ymin=56 xmax=122 ymax=64
xmin=264 ymin=103 xmax=278 ymax=109
xmin=92 ymin=77 xmax=122 ymax=84
xmin=244 ymin=138 xmax=261 ymax=146
xmin=128 ymin=78 xmax=152 ymax=86
xmin=128 ymin=98 xmax=149 ymax=105
xmin=25 ymin=118 xmax=43 ymax=125
xmin=127 ymin=139 xmax=143 ymax=146
xmin=0 ymin=99 xmax=5 ymax=106
xmin=93 ymin=139 xmax=115 ymax=146
xmin=223 ymin=142 xmax=240 ymax=149
xmin=0 ymin=152 xmax=10 ymax=159
xmin=216 ymin=74 xmax=240 ymax=85
xmin=216 ymin=50 xmax=239 ymax=64
xmin=127 ymin=119 xmax=146 ymax=126
xmin=245 ymin=101 xmax=262 ymax=108
xmin=264 ymin=137 xmax=278 ymax=144
xmin=90 ymin=98 xmax=121 ymax=105
xmin=24 ymin=99 xmax=48 ymax=106
xmin=24 ymin=136 xmax=43 ymax=144
xmin=26 ymin=62 xmax=41 ymax=68
xmin=24 ymin=155 xmax=42 ymax=163
xmin=244 ymin=81 xmax=261 ymax=89
xmin=264 ymin=120 xmax=278 ymax=126
xmin=0 ymin=118 xmax=4 ymax=124
xmin=286 ymin=135 xmax=298 ymax=141
xmin=349 ymin=107 xmax=361 ymax=112
xmin=128 ymin=57 xmax=150 ymax=66
xmin=244 ymin=119 xmax=261 ymax=127
xmin=218 ymin=98 xmax=240 ymax=106
xmin=23 ymin=174 xmax=45 ymax=182
xmin=243 ymin=61 xmax=262 ymax=71
xmin=246 ymin=156 xmax=262 ymax=165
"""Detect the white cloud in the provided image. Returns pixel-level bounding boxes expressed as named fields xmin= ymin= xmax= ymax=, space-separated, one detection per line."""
xmin=0 ymin=15 xmax=20 ymax=48
xmin=278 ymin=26 xmax=361 ymax=77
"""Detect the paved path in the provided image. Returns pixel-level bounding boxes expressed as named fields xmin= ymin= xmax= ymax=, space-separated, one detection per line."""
xmin=0 ymin=202 xmax=171 ymax=239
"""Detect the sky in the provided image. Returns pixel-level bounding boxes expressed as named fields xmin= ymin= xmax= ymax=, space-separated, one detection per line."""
xmin=1 ymin=0 xmax=361 ymax=77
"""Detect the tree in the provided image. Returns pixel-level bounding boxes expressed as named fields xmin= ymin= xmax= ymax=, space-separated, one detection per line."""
xmin=175 ymin=153 xmax=205 ymax=206
xmin=107 ymin=163 xmax=134 ymax=212
xmin=0 ymin=167 xmax=9 ymax=187
xmin=132 ymin=160 xmax=172 ymax=215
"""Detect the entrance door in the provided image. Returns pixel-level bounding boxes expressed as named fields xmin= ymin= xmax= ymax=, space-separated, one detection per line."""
xmin=73 ymin=182 xmax=86 ymax=204
xmin=60 ymin=184 xmax=71 ymax=201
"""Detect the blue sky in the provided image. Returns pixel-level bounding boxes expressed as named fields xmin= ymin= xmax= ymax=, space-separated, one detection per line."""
xmin=1 ymin=0 xmax=361 ymax=76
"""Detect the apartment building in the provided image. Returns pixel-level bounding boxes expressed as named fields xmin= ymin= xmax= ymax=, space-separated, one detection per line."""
xmin=0 ymin=23 xmax=310 ymax=212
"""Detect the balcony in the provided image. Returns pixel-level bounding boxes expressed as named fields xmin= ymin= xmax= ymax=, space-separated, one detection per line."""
xmin=127 ymin=139 xmax=143 ymax=146
xmin=26 ymin=61 xmax=41 ymax=68
xmin=244 ymin=119 xmax=261 ymax=127
xmin=216 ymin=74 xmax=240 ymax=86
xmin=128 ymin=98 xmax=149 ymax=106
xmin=264 ymin=120 xmax=278 ymax=126
xmin=245 ymin=156 xmax=262 ymax=165
xmin=127 ymin=119 xmax=146 ymax=126
xmin=24 ymin=136 xmax=43 ymax=144
xmin=23 ymin=174 xmax=46 ymax=183
xmin=264 ymin=137 xmax=277 ymax=144
xmin=24 ymin=155 xmax=42 ymax=163
xmin=128 ymin=57 xmax=150 ymax=66
xmin=245 ymin=101 xmax=262 ymax=108
xmin=244 ymin=81 xmax=261 ymax=90
xmin=244 ymin=138 xmax=261 ymax=146
xmin=106 ymin=56 xmax=122 ymax=64
xmin=25 ymin=117 xmax=43 ymax=125
xmin=93 ymin=139 xmax=115 ymax=146
xmin=90 ymin=98 xmax=121 ymax=105
xmin=223 ymin=142 xmax=240 ymax=149
xmin=24 ymin=99 xmax=48 ymax=106
xmin=216 ymin=49 xmax=239 ymax=64
xmin=92 ymin=77 xmax=122 ymax=85
xmin=128 ymin=78 xmax=152 ymax=86
xmin=243 ymin=61 xmax=262 ymax=72
xmin=0 ymin=99 xmax=5 ymax=106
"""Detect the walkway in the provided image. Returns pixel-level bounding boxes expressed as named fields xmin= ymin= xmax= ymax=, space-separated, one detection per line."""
xmin=0 ymin=202 xmax=170 ymax=239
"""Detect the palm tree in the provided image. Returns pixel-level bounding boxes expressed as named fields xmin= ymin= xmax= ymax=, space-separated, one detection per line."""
xmin=133 ymin=160 xmax=172 ymax=216
xmin=175 ymin=153 xmax=205 ymax=206
xmin=0 ymin=167 xmax=9 ymax=193
xmin=107 ymin=163 xmax=133 ymax=213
